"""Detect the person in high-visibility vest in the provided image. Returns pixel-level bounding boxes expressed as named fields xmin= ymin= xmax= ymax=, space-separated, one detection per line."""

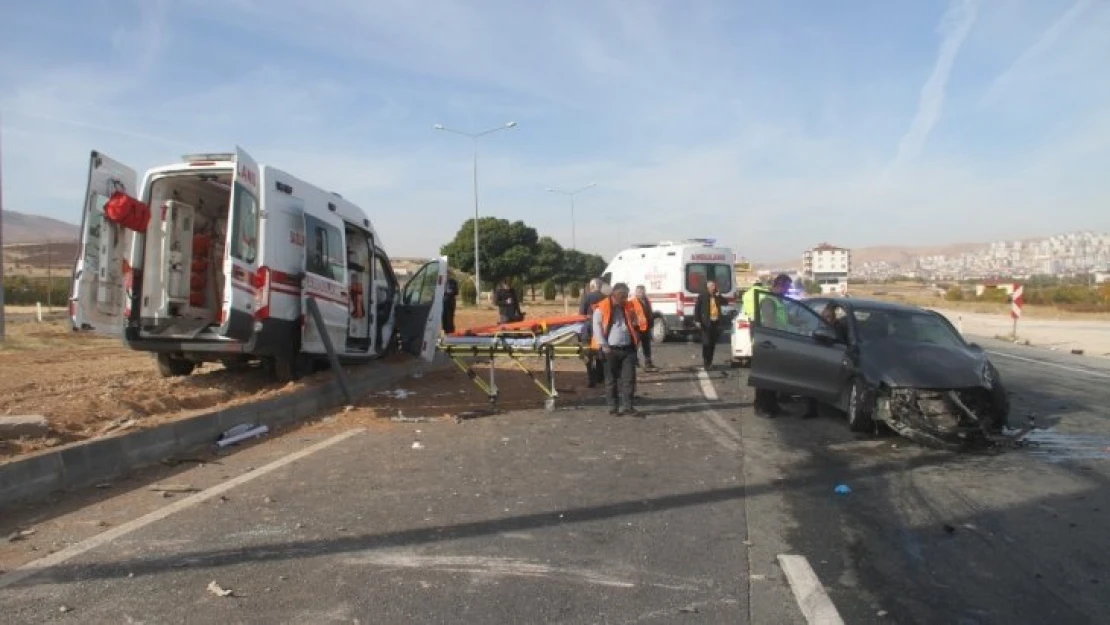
xmin=751 ymin=274 xmax=794 ymax=417
xmin=591 ymin=282 xmax=648 ymax=416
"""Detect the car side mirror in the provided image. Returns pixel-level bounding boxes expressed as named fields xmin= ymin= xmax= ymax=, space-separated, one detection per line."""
xmin=813 ymin=325 xmax=838 ymax=344
xmin=968 ymin=342 xmax=982 ymax=351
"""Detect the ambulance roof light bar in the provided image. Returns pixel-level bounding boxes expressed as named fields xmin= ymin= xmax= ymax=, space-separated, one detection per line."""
xmin=182 ymin=153 xmax=235 ymax=163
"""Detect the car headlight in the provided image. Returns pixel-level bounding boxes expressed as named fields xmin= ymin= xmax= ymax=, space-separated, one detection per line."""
xmin=981 ymin=362 xmax=994 ymax=389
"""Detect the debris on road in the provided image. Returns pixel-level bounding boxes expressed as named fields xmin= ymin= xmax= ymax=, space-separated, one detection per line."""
xmin=835 ymin=484 xmax=852 ymax=495
xmin=0 ymin=415 xmax=49 ymax=438
xmin=678 ymin=605 xmax=700 ymax=614
xmin=207 ymin=581 xmax=235 ymax=597
xmin=59 ymin=605 xmax=73 ymax=614
xmin=391 ymin=414 xmax=434 ymax=423
xmin=7 ymin=528 xmax=36 ymax=542
xmin=944 ymin=524 xmax=957 ymax=534
xmin=378 ymin=389 xmax=415 ymax=400
xmin=149 ymin=484 xmax=200 ymax=493
xmin=216 ymin=423 xmax=270 ymax=448
xmin=412 ymin=441 xmax=425 ymax=450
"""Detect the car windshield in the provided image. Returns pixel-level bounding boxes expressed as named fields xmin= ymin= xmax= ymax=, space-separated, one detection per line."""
xmin=851 ymin=306 xmax=965 ymax=349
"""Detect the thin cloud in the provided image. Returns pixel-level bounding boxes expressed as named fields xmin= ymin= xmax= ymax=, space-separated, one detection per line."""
xmin=980 ymin=0 xmax=1095 ymax=106
xmin=891 ymin=0 xmax=978 ymax=169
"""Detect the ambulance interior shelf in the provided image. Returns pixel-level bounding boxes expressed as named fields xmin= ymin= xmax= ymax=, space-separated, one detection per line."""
xmin=345 ymin=228 xmax=373 ymax=350
xmin=138 ymin=173 xmax=233 ymax=338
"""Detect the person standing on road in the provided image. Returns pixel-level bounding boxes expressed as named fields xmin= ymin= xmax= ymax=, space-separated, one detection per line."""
xmin=591 ymin=283 xmax=644 ymax=416
xmin=442 ymin=276 xmax=459 ymax=334
xmin=751 ymin=274 xmax=795 ymax=417
xmin=633 ymin=285 xmax=658 ymax=370
xmin=494 ymin=279 xmax=521 ymax=324
xmin=694 ymin=280 xmax=728 ymax=372
xmin=579 ymin=278 xmax=608 ymax=387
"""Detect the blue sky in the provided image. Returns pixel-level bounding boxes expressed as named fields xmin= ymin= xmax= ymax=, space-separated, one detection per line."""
xmin=2 ymin=0 xmax=1108 ymax=262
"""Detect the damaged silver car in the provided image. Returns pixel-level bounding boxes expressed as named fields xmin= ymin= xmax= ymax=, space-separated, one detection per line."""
xmin=748 ymin=294 xmax=1010 ymax=448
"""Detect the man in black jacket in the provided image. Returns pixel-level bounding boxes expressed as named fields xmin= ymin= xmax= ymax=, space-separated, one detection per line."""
xmin=494 ymin=280 xmax=522 ymax=324
xmin=579 ymin=278 xmax=608 ymax=387
xmin=633 ymin=285 xmax=657 ymax=370
xmin=693 ymin=280 xmax=728 ymax=372
xmin=442 ymin=277 xmax=459 ymax=334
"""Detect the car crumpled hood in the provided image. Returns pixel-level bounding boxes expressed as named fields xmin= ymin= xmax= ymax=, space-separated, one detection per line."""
xmin=860 ymin=340 xmax=988 ymax=389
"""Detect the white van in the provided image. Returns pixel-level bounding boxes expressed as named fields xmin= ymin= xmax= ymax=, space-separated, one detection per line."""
xmin=601 ymin=239 xmax=737 ymax=342
xmin=69 ymin=148 xmax=446 ymax=381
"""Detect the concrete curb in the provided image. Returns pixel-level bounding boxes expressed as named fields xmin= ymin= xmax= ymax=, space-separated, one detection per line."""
xmin=0 ymin=355 xmax=447 ymax=509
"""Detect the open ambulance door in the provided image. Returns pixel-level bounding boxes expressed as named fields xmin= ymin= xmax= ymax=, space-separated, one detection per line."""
xmin=299 ymin=210 xmax=349 ymax=354
xmin=220 ymin=146 xmax=262 ymax=342
xmin=396 ymin=256 xmax=448 ymax=362
xmin=71 ymin=150 xmax=137 ymax=338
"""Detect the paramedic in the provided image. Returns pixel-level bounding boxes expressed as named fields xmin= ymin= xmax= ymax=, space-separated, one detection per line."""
xmin=693 ymin=280 xmax=728 ymax=371
xmin=633 ymin=285 xmax=657 ymax=370
xmin=494 ymin=280 xmax=522 ymax=324
xmin=579 ymin=278 xmax=608 ymax=387
xmin=750 ymin=274 xmax=794 ymax=417
xmin=592 ymin=282 xmax=645 ymax=416
xmin=442 ymin=276 xmax=459 ymax=334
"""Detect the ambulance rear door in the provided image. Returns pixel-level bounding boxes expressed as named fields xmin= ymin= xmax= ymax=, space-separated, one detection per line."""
xmin=71 ymin=150 xmax=138 ymax=338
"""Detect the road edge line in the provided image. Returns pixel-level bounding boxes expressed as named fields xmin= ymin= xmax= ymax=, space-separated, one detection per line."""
xmin=987 ymin=350 xmax=1110 ymax=379
xmin=696 ymin=369 xmax=720 ymax=401
xmin=777 ymin=554 xmax=845 ymax=625
xmin=0 ymin=428 xmax=366 ymax=590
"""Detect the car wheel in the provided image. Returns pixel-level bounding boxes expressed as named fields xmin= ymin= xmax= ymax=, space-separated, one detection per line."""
xmin=651 ymin=317 xmax=668 ymax=343
xmin=847 ymin=379 xmax=875 ymax=433
xmin=156 ymin=353 xmax=195 ymax=378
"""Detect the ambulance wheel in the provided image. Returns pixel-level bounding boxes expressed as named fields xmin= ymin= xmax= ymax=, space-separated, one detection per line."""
xmin=270 ymin=337 xmax=312 ymax=382
xmin=651 ymin=317 xmax=668 ymax=343
xmin=156 ymin=353 xmax=196 ymax=378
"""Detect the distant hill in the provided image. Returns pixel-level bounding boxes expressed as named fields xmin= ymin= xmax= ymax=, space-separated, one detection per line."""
xmin=2 ymin=210 xmax=80 ymax=244
xmin=758 ymin=242 xmax=988 ymax=269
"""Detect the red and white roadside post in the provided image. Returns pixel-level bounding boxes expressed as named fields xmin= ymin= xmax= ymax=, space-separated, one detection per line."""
xmin=1010 ymin=282 xmax=1024 ymax=339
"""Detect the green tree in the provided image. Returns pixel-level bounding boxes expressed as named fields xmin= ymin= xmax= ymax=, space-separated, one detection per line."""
xmin=583 ymin=253 xmax=608 ymax=281
xmin=542 ymin=280 xmax=557 ymax=300
xmin=557 ymin=250 xmax=588 ymax=293
xmin=527 ymin=237 xmax=565 ymax=301
xmin=458 ymin=279 xmax=477 ymax=307
xmin=440 ymin=217 xmax=539 ymax=290
xmin=945 ymin=286 xmax=965 ymax=301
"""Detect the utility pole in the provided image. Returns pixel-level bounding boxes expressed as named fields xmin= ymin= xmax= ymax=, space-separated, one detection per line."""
xmin=46 ymin=240 xmax=52 ymax=312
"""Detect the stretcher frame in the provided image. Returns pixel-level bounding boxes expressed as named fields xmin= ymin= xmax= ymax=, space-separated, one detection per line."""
xmin=438 ymin=325 xmax=592 ymax=410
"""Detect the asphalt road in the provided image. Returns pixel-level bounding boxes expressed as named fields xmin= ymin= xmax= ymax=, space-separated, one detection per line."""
xmin=1 ymin=336 xmax=1108 ymax=624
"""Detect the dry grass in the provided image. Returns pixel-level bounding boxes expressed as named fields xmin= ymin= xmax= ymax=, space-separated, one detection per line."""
xmin=853 ymin=283 xmax=1110 ymax=320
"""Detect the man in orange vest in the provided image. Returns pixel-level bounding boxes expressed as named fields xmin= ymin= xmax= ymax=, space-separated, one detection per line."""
xmin=591 ymin=283 xmax=648 ymax=416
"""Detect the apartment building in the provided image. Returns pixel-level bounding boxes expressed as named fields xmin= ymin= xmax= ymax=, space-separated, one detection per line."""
xmin=802 ymin=243 xmax=851 ymax=294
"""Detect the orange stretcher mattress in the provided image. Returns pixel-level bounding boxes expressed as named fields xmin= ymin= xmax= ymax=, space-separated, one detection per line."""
xmin=450 ymin=314 xmax=589 ymax=337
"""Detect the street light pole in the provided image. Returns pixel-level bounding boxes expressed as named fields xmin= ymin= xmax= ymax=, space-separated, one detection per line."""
xmin=434 ymin=121 xmax=518 ymax=306
xmin=545 ymin=183 xmax=596 ymax=250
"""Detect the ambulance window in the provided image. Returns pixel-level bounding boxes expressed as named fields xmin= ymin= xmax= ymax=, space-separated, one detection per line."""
xmin=304 ymin=215 xmax=345 ymax=282
xmin=685 ymin=264 xmax=732 ymax=293
xmin=230 ymin=184 xmax=259 ymax=264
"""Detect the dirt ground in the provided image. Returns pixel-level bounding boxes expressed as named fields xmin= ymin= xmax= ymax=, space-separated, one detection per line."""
xmin=0 ymin=302 xmax=574 ymax=461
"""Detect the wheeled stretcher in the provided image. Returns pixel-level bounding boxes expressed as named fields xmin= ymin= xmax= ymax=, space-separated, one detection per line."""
xmin=437 ymin=315 xmax=593 ymax=409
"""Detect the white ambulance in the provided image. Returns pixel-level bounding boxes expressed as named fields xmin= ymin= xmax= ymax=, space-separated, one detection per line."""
xmin=69 ymin=148 xmax=447 ymax=381
xmin=600 ymin=239 xmax=737 ymax=342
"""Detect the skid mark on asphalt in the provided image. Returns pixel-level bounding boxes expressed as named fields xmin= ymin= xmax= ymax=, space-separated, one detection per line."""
xmin=344 ymin=552 xmax=709 ymax=591
xmin=0 ymin=429 xmax=365 ymax=590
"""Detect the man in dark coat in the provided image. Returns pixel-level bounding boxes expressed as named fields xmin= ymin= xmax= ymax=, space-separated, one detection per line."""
xmin=494 ymin=280 xmax=522 ymax=324
xmin=693 ymin=280 xmax=728 ymax=372
xmin=579 ymin=278 xmax=608 ymax=387
xmin=442 ymin=276 xmax=459 ymax=334
xmin=633 ymin=285 xmax=657 ymax=370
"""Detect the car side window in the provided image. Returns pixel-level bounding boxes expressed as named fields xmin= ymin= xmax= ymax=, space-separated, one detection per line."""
xmin=753 ymin=292 xmax=827 ymax=338
xmin=402 ymin=262 xmax=433 ymax=306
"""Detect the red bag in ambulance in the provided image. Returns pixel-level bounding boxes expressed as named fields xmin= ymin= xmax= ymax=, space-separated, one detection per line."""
xmin=104 ymin=192 xmax=152 ymax=232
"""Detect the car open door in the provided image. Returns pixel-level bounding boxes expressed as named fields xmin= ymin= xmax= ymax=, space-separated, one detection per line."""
xmin=71 ymin=150 xmax=138 ymax=338
xmin=749 ymin=291 xmax=849 ymax=402
xmin=396 ymin=256 xmax=448 ymax=362
xmin=220 ymin=146 xmax=262 ymax=342
xmin=300 ymin=210 xmax=349 ymax=354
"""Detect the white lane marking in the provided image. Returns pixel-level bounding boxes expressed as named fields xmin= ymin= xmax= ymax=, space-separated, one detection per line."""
xmin=697 ymin=369 xmax=719 ymax=400
xmin=988 ymin=350 xmax=1110 ymax=380
xmin=777 ymin=554 xmax=845 ymax=625
xmin=0 ymin=428 xmax=366 ymax=590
